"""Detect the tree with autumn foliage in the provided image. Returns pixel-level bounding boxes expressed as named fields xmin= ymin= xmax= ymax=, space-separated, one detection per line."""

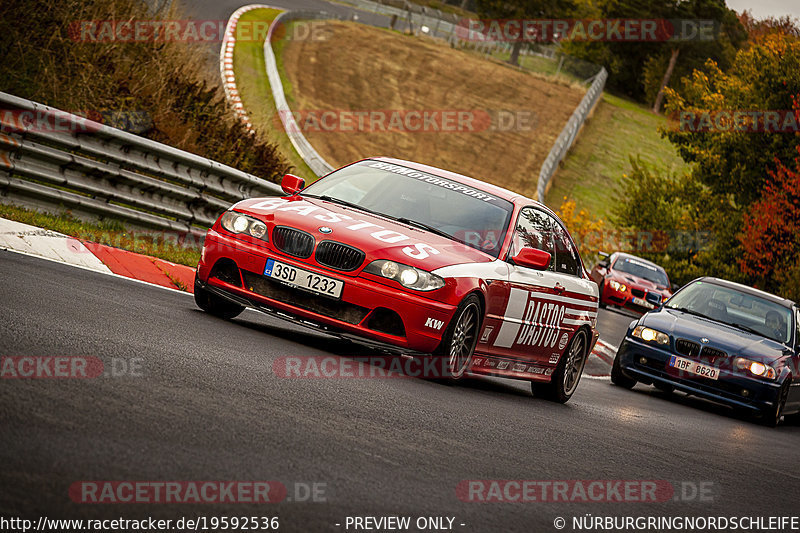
xmin=739 ymin=144 xmax=800 ymax=301
xmin=612 ymin=30 xmax=800 ymax=296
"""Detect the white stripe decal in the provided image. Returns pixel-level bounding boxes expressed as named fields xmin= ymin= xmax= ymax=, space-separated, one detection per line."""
xmin=562 ymin=318 xmax=591 ymax=326
xmin=494 ymin=288 xmax=528 ymax=348
xmin=531 ymin=291 xmax=598 ymax=308
xmin=565 ymin=307 xmax=598 ymax=317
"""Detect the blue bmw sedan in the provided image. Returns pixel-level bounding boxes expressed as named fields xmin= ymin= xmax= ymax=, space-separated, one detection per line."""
xmin=612 ymin=277 xmax=800 ymax=426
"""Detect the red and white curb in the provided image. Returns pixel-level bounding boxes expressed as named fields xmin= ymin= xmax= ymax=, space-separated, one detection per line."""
xmin=584 ymin=338 xmax=618 ymax=379
xmin=220 ymin=5 xmax=279 ymax=133
xmin=0 ymin=217 xmax=195 ymax=293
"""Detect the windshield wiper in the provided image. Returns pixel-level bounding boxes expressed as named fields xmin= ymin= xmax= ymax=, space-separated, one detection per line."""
xmin=666 ymin=306 xmax=712 ymax=320
xmin=395 ymin=217 xmax=457 ymax=242
xmin=304 ymin=195 xmax=461 ymax=244
xmin=728 ymin=322 xmax=772 ymax=339
xmin=305 ymin=194 xmax=384 ymax=218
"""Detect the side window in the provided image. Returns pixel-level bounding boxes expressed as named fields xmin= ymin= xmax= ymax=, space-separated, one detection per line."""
xmin=552 ymin=221 xmax=581 ymax=276
xmin=795 ymin=309 xmax=800 ymax=346
xmin=512 ymin=208 xmax=555 ymax=271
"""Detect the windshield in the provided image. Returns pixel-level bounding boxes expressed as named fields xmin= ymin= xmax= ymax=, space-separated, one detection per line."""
xmin=301 ymin=160 xmax=515 ymax=258
xmin=612 ymin=256 xmax=669 ymax=287
xmin=666 ymin=281 xmax=793 ymax=344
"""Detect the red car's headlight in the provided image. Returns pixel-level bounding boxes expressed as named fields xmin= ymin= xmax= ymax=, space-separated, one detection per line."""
xmin=609 ymin=279 xmax=626 ymax=292
xmin=364 ymin=260 xmax=445 ymax=291
xmin=220 ymin=211 xmax=268 ymax=241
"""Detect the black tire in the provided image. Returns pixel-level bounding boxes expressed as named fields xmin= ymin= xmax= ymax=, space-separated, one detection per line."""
xmin=433 ymin=294 xmax=482 ymax=382
xmin=783 ymin=410 xmax=800 ymax=426
xmin=532 ymin=329 xmax=589 ymax=403
xmin=194 ymin=276 xmax=244 ymax=320
xmin=598 ymin=282 xmax=607 ymax=309
xmin=759 ymin=379 xmax=790 ymax=427
xmin=610 ymin=352 xmax=636 ymax=389
xmin=654 ymin=382 xmax=674 ymax=394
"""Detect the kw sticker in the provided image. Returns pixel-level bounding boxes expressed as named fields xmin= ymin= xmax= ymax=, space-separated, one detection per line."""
xmin=425 ymin=318 xmax=444 ymax=330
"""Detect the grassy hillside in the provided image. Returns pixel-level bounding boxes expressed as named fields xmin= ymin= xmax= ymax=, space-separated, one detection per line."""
xmin=275 ymin=21 xmax=586 ymax=198
xmin=545 ymin=93 xmax=691 ymax=221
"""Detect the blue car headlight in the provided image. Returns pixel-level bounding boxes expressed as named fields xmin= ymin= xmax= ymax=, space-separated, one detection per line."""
xmin=735 ymin=357 xmax=777 ymax=380
xmin=632 ymin=325 xmax=670 ymax=345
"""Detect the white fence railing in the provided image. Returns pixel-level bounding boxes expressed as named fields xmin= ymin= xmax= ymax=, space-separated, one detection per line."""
xmin=536 ymin=67 xmax=608 ymax=203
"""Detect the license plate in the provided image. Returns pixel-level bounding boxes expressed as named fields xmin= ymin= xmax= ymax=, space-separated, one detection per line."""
xmin=668 ymin=356 xmax=719 ymax=380
xmin=632 ymin=297 xmax=655 ymax=309
xmin=264 ymin=259 xmax=343 ymax=299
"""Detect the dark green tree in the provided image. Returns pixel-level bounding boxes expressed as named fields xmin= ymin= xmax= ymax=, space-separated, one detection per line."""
xmin=475 ymin=0 xmax=578 ymax=66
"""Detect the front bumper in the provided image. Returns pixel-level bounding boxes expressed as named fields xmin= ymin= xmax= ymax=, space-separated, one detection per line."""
xmin=616 ymin=337 xmax=782 ymax=413
xmin=601 ymin=284 xmax=656 ymax=314
xmin=197 ymin=229 xmax=457 ymax=354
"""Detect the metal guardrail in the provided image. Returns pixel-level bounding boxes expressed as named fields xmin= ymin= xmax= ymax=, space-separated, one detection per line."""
xmin=264 ymin=10 xmax=340 ymax=177
xmin=536 ymin=67 xmax=608 ymax=204
xmin=0 ymin=91 xmax=282 ymax=234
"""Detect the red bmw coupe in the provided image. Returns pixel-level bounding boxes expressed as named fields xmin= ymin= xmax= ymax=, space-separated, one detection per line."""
xmin=194 ymin=158 xmax=599 ymax=402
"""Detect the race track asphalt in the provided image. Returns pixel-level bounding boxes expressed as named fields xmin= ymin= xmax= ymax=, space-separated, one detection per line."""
xmin=2 ymin=250 xmax=798 ymax=532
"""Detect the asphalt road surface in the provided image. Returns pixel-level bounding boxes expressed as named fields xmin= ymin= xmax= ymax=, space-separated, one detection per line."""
xmin=2 ymin=251 xmax=798 ymax=533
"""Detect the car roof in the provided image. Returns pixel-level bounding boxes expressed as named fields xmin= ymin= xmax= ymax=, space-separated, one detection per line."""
xmin=613 ymin=252 xmax=666 ymax=271
xmin=698 ymin=277 xmax=796 ymax=309
xmin=371 ymin=156 xmax=531 ymax=206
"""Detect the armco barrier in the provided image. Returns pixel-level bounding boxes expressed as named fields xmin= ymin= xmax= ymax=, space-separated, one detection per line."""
xmin=536 ymin=67 xmax=607 ymax=204
xmin=0 ymin=91 xmax=282 ymax=234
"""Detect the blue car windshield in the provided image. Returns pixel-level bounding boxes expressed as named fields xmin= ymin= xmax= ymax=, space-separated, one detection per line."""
xmin=301 ymin=160 xmax=515 ymax=258
xmin=666 ymin=281 xmax=793 ymax=344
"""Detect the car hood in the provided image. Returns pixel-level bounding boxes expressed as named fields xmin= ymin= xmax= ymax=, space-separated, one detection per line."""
xmin=231 ymin=196 xmax=495 ymax=271
xmin=641 ymin=307 xmax=789 ymax=364
xmin=612 ymin=271 xmax=669 ymax=293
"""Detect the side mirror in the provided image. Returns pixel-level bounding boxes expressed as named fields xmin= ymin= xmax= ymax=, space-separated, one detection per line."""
xmin=597 ymin=260 xmax=609 ymax=269
xmin=281 ymin=174 xmax=305 ymax=195
xmin=598 ymin=251 xmax=609 ymax=259
xmin=513 ymin=248 xmax=551 ymax=270
xmin=645 ymin=292 xmax=662 ymax=308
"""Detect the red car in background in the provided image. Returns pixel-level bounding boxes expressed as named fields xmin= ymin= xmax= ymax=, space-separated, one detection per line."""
xmin=590 ymin=252 xmax=673 ymax=314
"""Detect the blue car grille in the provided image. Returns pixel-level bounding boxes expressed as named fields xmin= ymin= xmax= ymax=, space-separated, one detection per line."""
xmin=701 ymin=346 xmax=727 ymax=360
xmin=675 ymin=339 xmax=701 ymax=357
